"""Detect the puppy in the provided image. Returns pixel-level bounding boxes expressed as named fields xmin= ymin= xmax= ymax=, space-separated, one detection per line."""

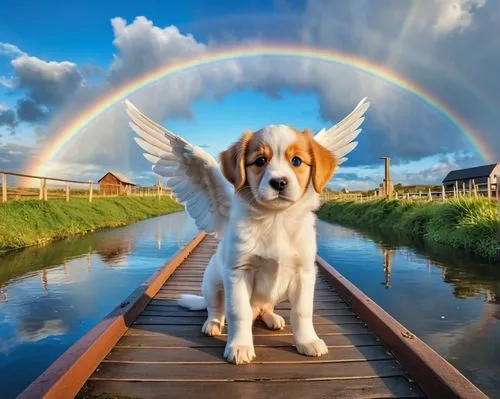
xmin=179 ymin=125 xmax=336 ymax=364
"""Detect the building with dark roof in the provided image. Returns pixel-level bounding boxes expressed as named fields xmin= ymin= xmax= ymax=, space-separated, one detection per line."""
xmin=442 ymin=163 xmax=499 ymax=193
xmin=98 ymin=171 xmax=137 ymax=196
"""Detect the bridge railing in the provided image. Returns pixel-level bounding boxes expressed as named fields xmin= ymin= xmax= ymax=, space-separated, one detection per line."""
xmin=0 ymin=170 xmax=171 ymax=203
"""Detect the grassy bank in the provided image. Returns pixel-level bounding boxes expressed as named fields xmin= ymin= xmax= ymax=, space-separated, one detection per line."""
xmin=317 ymin=197 xmax=500 ymax=259
xmin=0 ymin=197 xmax=183 ymax=251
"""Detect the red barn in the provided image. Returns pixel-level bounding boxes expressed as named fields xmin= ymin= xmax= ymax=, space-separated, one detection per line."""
xmin=98 ymin=171 xmax=136 ymax=196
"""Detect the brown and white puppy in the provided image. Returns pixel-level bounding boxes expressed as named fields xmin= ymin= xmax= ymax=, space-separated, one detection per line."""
xmin=181 ymin=124 xmax=337 ymax=364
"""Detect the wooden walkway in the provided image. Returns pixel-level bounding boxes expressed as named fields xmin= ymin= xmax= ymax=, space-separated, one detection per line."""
xmin=20 ymin=233 xmax=487 ymax=399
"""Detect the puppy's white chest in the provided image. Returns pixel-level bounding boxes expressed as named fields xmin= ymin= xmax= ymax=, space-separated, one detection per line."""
xmin=246 ymin=217 xmax=300 ymax=261
xmin=247 ymin=254 xmax=296 ymax=306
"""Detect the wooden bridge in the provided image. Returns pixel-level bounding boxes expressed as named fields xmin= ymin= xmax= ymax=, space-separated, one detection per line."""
xmin=19 ymin=234 xmax=487 ymax=399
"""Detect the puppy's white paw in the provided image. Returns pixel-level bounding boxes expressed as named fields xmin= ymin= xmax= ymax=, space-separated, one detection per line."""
xmin=202 ymin=319 xmax=223 ymax=336
xmin=261 ymin=312 xmax=286 ymax=330
xmin=224 ymin=343 xmax=256 ymax=364
xmin=296 ymin=339 xmax=329 ymax=357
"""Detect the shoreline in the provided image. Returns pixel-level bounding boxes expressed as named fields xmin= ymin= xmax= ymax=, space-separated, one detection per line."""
xmin=317 ymin=198 xmax=500 ymax=260
xmin=0 ymin=197 xmax=183 ymax=253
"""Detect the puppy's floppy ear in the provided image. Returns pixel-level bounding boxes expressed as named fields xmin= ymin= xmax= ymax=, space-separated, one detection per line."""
xmin=220 ymin=131 xmax=252 ymax=191
xmin=305 ymin=129 xmax=337 ymax=193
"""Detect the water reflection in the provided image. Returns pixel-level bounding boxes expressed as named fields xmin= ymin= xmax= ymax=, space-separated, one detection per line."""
xmin=316 ymin=220 xmax=500 ymax=397
xmin=381 ymin=245 xmax=394 ymax=289
xmin=1 ymin=213 xmax=499 ymax=397
xmin=0 ymin=212 xmax=197 ymax=398
xmin=95 ymin=235 xmax=133 ymax=267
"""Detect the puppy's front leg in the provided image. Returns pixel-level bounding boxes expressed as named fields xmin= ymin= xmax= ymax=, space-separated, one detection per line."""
xmin=289 ymin=267 xmax=328 ymax=357
xmin=223 ymin=267 xmax=255 ymax=364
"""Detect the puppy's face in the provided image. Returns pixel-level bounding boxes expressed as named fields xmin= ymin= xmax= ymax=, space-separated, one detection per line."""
xmin=220 ymin=125 xmax=337 ymax=211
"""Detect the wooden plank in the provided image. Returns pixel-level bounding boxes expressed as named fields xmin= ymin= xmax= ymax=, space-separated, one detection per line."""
xmin=170 ymin=267 xmax=206 ymax=271
xmin=116 ymin=333 xmax=381 ymax=349
xmin=148 ymin=299 xmax=350 ymax=309
xmin=180 ymin=260 xmax=211 ymax=264
xmin=153 ymin=290 xmax=201 ymax=297
xmin=89 ymin=359 xmax=404 ymax=381
xmin=166 ymin=272 xmax=207 ymax=278
xmin=140 ymin=307 xmax=354 ymax=317
xmin=133 ymin=314 xmax=362 ymax=326
xmin=276 ymin=299 xmax=347 ymax=308
xmin=155 ymin=291 xmax=347 ymax=302
xmin=85 ymin=377 xmax=425 ymax=399
xmin=155 ymin=287 xmax=341 ymax=297
xmin=18 ymin=233 xmax=208 ymax=399
xmin=155 ymin=293 xmax=198 ymax=299
xmin=167 ymin=277 xmax=204 ymax=283
xmin=181 ymin=259 xmax=212 ymax=264
xmin=161 ymin=282 xmax=205 ymax=288
xmin=316 ymin=256 xmax=487 ymax=399
xmin=105 ymin=345 xmax=392 ymax=364
xmin=126 ymin=323 xmax=370 ymax=337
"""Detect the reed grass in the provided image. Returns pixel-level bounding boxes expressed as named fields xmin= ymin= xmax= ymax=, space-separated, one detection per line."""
xmin=0 ymin=197 xmax=183 ymax=251
xmin=317 ymin=197 xmax=500 ymax=259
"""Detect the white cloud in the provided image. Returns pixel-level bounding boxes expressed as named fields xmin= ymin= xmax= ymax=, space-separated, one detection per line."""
xmin=0 ymin=42 xmax=26 ymax=58
xmin=109 ymin=16 xmax=206 ymax=83
xmin=0 ymin=52 xmax=85 ymax=130
xmin=2 ymin=5 xmax=498 ymax=179
xmin=0 ymin=76 xmax=15 ymax=89
xmin=433 ymin=0 xmax=487 ymax=35
xmin=43 ymin=14 xmax=490 ymax=178
xmin=439 ymin=0 xmax=486 ymax=36
xmin=12 ymin=55 xmax=83 ymax=106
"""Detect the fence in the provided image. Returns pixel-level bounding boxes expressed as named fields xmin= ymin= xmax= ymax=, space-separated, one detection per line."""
xmin=0 ymin=170 xmax=171 ymax=203
xmin=320 ymin=178 xmax=500 ymax=203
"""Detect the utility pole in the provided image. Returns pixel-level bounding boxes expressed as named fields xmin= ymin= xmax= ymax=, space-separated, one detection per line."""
xmin=380 ymin=157 xmax=392 ymax=198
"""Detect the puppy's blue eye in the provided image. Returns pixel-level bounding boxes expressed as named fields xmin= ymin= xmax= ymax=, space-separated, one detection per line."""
xmin=291 ymin=156 xmax=302 ymax=167
xmin=255 ymin=156 xmax=267 ymax=167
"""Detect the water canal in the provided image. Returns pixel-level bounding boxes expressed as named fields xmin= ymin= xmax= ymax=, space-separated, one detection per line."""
xmin=0 ymin=212 xmax=498 ymax=397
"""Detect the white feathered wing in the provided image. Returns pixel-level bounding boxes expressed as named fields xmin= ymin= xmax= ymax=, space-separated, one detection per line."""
xmin=125 ymin=100 xmax=232 ymax=238
xmin=314 ymin=97 xmax=370 ymax=165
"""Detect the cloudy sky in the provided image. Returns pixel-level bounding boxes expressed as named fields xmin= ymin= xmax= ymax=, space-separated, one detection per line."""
xmin=0 ymin=0 xmax=498 ymax=189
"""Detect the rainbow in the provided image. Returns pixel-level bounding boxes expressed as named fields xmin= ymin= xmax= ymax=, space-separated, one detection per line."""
xmin=29 ymin=45 xmax=494 ymax=176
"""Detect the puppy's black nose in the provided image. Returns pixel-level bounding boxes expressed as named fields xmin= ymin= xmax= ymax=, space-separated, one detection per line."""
xmin=269 ymin=178 xmax=288 ymax=192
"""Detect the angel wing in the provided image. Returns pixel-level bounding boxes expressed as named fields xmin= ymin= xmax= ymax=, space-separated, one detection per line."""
xmin=125 ymin=100 xmax=233 ymax=237
xmin=314 ymin=97 xmax=370 ymax=165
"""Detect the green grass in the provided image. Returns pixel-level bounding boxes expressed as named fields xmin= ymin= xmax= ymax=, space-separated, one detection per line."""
xmin=0 ymin=197 xmax=183 ymax=251
xmin=317 ymin=197 xmax=500 ymax=259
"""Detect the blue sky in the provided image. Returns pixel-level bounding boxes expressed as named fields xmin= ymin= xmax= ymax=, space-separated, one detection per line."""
xmin=0 ymin=0 xmax=498 ymax=189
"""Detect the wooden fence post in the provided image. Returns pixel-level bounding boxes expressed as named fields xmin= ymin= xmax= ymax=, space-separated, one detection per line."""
xmin=487 ymin=177 xmax=491 ymax=199
xmin=1 ymin=173 xmax=7 ymax=203
xmin=395 ymin=192 xmax=398 ymax=200
xmin=462 ymin=182 xmax=465 ymax=195
xmin=39 ymin=178 xmax=44 ymax=200
xmin=442 ymin=185 xmax=446 ymax=201
xmin=89 ymin=181 xmax=93 ymax=203
xmin=66 ymin=184 xmax=70 ymax=202
xmin=497 ymin=176 xmax=500 ymax=201
xmin=427 ymin=188 xmax=432 ymax=201
xmin=43 ymin=179 xmax=48 ymax=201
